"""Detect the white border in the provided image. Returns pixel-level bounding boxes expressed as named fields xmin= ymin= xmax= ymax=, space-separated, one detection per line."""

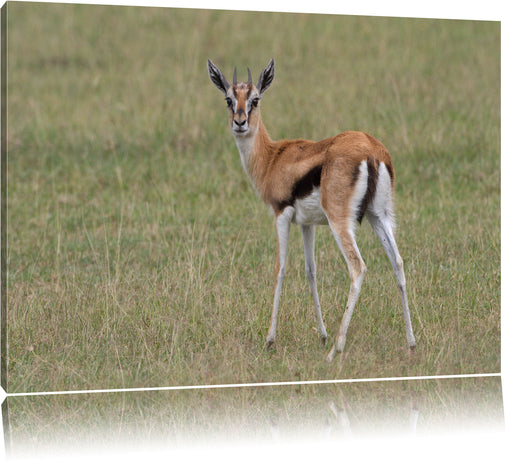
xmin=2 ymin=372 xmax=501 ymax=399
xmin=7 ymin=0 xmax=507 ymax=21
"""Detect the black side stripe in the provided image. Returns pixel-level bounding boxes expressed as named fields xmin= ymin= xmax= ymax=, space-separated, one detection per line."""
xmin=276 ymin=165 xmax=322 ymax=212
xmin=385 ymin=162 xmax=394 ymax=186
xmin=356 ymin=157 xmax=379 ymax=224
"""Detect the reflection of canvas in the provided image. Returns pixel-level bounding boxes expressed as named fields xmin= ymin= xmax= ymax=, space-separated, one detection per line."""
xmin=3 ymin=377 xmax=505 ymax=457
xmin=4 ymin=3 xmax=500 ymax=394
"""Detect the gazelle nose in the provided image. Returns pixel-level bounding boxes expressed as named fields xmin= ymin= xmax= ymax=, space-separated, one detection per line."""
xmin=234 ymin=119 xmax=246 ymax=127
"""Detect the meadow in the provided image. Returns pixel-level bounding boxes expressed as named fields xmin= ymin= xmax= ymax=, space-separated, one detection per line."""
xmin=6 ymin=3 xmax=500 ymax=392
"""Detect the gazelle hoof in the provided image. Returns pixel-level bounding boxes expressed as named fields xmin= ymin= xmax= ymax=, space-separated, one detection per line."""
xmin=326 ymin=346 xmax=337 ymax=362
xmin=265 ymin=339 xmax=275 ymax=350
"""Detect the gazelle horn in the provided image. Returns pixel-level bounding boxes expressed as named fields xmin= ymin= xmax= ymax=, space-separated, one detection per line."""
xmin=233 ymin=67 xmax=237 ymax=85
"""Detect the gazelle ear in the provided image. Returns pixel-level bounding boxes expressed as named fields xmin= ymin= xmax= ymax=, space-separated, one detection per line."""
xmin=207 ymin=59 xmax=230 ymax=95
xmin=256 ymin=58 xmax=275 ymax=95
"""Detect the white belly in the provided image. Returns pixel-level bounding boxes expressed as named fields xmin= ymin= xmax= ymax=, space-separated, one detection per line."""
xmin=293 ymin=188 xmax=328 ymax=225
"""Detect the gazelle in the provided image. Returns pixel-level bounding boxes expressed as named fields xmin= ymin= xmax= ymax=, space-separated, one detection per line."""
xmin=207 ymin=58 xmax=416 ymax=361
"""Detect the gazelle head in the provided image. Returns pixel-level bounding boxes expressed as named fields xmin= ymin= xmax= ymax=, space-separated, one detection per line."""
xmin=208 ymin=58 xmax=275 ymax=136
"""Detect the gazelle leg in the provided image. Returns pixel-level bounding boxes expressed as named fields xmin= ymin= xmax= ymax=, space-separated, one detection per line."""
xmin=265 ymin=207 xmax=294 ymax=349
xmin=367 ymin=212 xmax=416 ymax=350
xmin=301 ymin=224 xmax=328 ymax=343
xmin=326 ymin=223 xmax=367 ymax=362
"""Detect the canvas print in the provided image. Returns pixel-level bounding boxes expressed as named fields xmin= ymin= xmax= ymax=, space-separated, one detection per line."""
xmin=0 ymin=1 xmax=504 ymax=458
xmin=2 ymin=2 xmax=500 ymax=393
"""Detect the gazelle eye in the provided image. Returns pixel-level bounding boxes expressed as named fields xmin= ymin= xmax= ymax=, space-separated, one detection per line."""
xmin=225 ymin=97 xmax=233 ymax=107
xmin=251 ymin=98 xmax=259 ymax=108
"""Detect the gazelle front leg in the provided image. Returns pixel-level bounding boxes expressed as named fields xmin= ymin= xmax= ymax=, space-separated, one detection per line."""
xmin=265 ymin=207 xmax=294 ymax=349
xmin=301 ymin=224 xmax=328 ymax=344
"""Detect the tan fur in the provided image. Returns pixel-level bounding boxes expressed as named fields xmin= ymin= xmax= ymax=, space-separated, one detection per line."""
xmin=243 ymin=114 xmax=393 ymax=222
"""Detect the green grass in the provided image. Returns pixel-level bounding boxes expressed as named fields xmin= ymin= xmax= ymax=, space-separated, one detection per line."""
xmin=6 ymin=3 xmax=500 ymax=392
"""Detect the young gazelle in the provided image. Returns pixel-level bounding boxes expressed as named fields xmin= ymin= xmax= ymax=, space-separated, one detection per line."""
xmin=207 ymin=58 xmax=416 ymax=361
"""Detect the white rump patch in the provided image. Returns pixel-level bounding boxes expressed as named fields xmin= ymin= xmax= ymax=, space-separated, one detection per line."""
xmin=348 ymin=161 xmax=369 ymax=235
xmin=368 ymin=161 xmax=395 ymax=226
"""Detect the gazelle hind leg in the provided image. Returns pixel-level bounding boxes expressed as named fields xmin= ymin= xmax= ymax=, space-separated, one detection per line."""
xmin=301 ymin=225 xmax=328 ymax=343
xmin=326 ymin=222 xmax=367 ymax=362
xmin=265 ymin=207 xmax=294 ymax=349
xmin=322 ymin=160 xmax=369 ymax=361
xmin=367 ymin=211 xmax=416 ymax=350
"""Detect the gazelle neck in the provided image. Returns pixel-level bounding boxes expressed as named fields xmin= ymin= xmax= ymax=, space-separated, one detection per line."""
xmin=233 ymin=118 xmax=274 ymax=190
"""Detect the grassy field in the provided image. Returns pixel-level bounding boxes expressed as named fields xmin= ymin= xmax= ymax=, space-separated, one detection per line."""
xmin=6 ymin=3 xmax=500 ymax=392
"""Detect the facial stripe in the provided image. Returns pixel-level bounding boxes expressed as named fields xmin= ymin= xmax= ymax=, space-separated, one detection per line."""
xmin=230 ymin=83 xmax=259 ymax=127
